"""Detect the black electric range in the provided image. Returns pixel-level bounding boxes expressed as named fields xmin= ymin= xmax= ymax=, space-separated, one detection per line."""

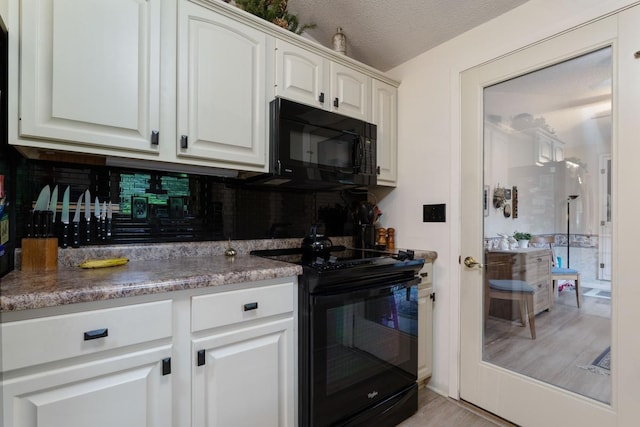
xmin=252 ymin=244 xmax=424 ymax=426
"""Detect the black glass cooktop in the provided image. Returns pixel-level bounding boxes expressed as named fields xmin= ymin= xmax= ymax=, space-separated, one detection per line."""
xmin=251 ymin=245 xmax=424 ymax=291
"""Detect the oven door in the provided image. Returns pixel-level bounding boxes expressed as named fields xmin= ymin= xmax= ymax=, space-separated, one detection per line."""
xmin=309 ymin=277 xmax=419 ymax=426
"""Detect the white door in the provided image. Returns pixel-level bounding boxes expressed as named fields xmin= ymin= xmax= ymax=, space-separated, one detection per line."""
xmin=460 ymin=7 xmax=640 ymax=426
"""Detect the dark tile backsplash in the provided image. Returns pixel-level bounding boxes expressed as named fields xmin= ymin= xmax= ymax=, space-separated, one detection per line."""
xmin=7 ymin=156 xmax=365 ymax=248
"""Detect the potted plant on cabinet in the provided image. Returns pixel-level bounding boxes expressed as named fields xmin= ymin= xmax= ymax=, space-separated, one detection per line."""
xmin=513 ymin=231 xmax=532 ymax=248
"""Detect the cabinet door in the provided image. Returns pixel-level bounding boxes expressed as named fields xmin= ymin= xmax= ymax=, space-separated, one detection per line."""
xmin=372 ymin=79 xmax=398 ymax=185
xmin=19 ymin=0 xmax=160 ymax=153
xmin=177 ymin=2 xmax=268 ymax=170
xmin=2 ymin=345 xmax=172 ymax=427
xmin=417 ymin=284 xmax=434 ymax=383
xmin=192 ymin=317 xmax=294 ymax=427
xmin=330 ymin=62 xmax=371 ymax=121
xmin=275 ymin=39 xmax=326 ymax=108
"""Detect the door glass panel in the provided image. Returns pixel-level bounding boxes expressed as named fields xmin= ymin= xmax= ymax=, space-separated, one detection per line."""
xmin=483 ymin=47 xmax=612 ymax=403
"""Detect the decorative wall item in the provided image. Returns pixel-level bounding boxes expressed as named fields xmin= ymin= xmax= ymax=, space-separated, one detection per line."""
xmin=493 ymin=185 xmax=506 ymax=208
xmin=484 ymin=185 xmax=490 ymax=217
xmin=332 ymin=27 xmax=347 ymax=55
xmin=512 ymin=186 xmax=518 ymax=218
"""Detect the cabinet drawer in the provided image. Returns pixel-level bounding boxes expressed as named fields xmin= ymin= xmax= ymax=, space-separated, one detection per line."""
xmin=192 ymin=282 xmax=294 ymax=332
xmin=1 ymin=300 xmax=172 ymax=372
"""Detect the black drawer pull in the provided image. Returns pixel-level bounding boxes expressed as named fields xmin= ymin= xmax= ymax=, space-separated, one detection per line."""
xmin=197 ymin=349 xmax=206 ymax=366
xmin=244 ymin=302 xmax=259 ymax=311
xmin=84 ymin=328 xmax=108 ymax=341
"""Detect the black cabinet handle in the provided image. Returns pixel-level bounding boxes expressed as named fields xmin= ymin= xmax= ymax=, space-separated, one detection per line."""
xmin=151 ymin=130 xmax=159 ymax=145
xmin=180 ymin=135 xmax=188 ymax=149
xmin=84 ymin=328 xmax=108 ymax=341
xmin=333 ymin=97 xmax=339 ymax=108
xmin=197 ymin=349 xmax=205 ymax=366
xmin=319 ymin=92 xmax=325 ymax=103
xmin=243 ymin=302 xmax=258 ymax=311
xmin=162 ymin=357 xmax=171 ymax=375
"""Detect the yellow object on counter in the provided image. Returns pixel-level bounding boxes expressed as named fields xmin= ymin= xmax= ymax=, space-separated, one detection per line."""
xmin=79 ymin=257 xmax=129 ymax=269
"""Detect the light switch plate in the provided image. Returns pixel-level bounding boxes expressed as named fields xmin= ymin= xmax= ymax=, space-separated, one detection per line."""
xmin=423 ymin=204 xmax=446 ymax=222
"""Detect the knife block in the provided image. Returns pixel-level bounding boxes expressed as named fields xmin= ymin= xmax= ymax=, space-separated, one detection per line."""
xmin=21 ymin=238 xmax=58 ymax=271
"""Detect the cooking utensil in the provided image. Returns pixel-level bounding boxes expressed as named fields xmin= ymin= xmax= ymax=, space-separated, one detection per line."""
xmin=30 ymin=185 xmax=51 ymax=237
xmin=41 ymin=185 xmax=58 ymax=237
xmin=72 ymin=193 xmax=83 ymax=248
xmin=106 ymin=201 xmax=113 ymax=239
xmin=60 ymin=186 xmax=70 ymax=248
xmin=355 ymin=201 xmax=375 ymax=225
xmin=84 ymin=190 xmax=91 ymax=244
xmin=101 ymin=201 xmax=106 ymax=240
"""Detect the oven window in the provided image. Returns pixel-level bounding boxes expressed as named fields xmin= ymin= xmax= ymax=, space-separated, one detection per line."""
xmin=318 ymin=284 xmax=418 ymax=397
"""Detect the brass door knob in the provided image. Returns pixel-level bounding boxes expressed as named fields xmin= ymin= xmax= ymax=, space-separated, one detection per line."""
xmin=463 ymin=256 xmax=483 ymax=269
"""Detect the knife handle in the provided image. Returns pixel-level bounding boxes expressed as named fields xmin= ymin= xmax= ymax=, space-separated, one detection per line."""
xmin=32 ymin=211 xmax=41 ymax=237
xmin=86 ymin=220 xmax=91 ymax=245
xmin=72 ymin=222 xmax=80 ymax=248
xmin=61 ymin=223 xmax=70 ymax=248
xmin=41 ymin=211 xmax=53 ymax=237
xmin=26 ymin=212 xmax=33 ymax=237
xmin=100 ymin=218 xmax=105 ymax=241
xmin=105 ymin=218 xmax=112 ymax=240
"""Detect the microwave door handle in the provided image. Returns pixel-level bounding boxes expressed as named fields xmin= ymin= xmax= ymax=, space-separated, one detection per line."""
xmin=353 ymin=136 xmax=363 ymax=173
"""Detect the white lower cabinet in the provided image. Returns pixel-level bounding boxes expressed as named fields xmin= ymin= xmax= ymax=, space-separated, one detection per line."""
xmin=1 ymin=278 xmax=297 ymax=426
xmin=1 ymin=300 xmax=174 ymax=427
xmin=417 ymin=261 xmax=434 ymax=384
xmin=2 ymin=346 xmax=173 ymax=427
xmin=190 ymin=280 xmax=295 ymax=427
xmin=191 ymin=317 xmax=294 ymax=427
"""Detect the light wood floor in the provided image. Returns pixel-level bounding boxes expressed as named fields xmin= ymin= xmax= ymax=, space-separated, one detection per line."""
xmin=399 ymin=289 xmax=611 ymax=426
xmin=398 ymin=387 xmax=515 ymax=427
xmin=483 ymin=288 xmax=611 ymax=403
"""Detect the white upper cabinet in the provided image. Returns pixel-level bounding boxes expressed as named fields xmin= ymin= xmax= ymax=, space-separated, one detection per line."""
xmin=18 ymin=0 xmax=161 ymax=153
xmin=274 ymin=39 xmax=325 ymax=108
xmin=176 ymin=1 xmax=269 ymax=170
xmin=372 ymin=79 xmax=398 ymax=186
xmin=330 ymin=61 xmax=371 ymax=121
xmin=275 ymin=39 xmax=371 ymax=121
xmin=9 ymin=0 xmax=396 ymax=176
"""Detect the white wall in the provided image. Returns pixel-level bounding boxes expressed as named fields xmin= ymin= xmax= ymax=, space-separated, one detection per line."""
xmin=381 ymin=0 xmax=637 ymax=397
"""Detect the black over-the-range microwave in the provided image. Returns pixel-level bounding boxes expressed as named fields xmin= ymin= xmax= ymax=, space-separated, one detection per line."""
xmin=249 ymin=98 xmax=377 ymax=190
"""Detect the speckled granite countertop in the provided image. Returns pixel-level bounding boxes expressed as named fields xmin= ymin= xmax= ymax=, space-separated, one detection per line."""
xmin=1 ymin=238 xmax=436 ymax=313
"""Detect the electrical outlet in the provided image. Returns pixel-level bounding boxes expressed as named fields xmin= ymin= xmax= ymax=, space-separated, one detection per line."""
xmin=131 ymin=196 xmax=148 ymax=220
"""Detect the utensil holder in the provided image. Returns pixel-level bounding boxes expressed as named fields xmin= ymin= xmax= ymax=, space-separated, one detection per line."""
xmin=21 ymin=238 xmax=58 ymax=271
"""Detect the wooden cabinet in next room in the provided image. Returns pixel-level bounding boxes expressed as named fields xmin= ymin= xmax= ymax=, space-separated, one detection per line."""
xmin=485 ymin=248 xmax=553 ymax=319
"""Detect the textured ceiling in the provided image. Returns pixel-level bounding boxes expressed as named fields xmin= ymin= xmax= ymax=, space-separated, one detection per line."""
xmin=287 ymin=0 xmax=530 ymax=71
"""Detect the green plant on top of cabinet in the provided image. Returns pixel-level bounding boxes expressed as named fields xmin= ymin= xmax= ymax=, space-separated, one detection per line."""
xmin=14 ymin=0 xmax=161 ymax=155
xmin=275 ymin=38 xmax=371 ymax=121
